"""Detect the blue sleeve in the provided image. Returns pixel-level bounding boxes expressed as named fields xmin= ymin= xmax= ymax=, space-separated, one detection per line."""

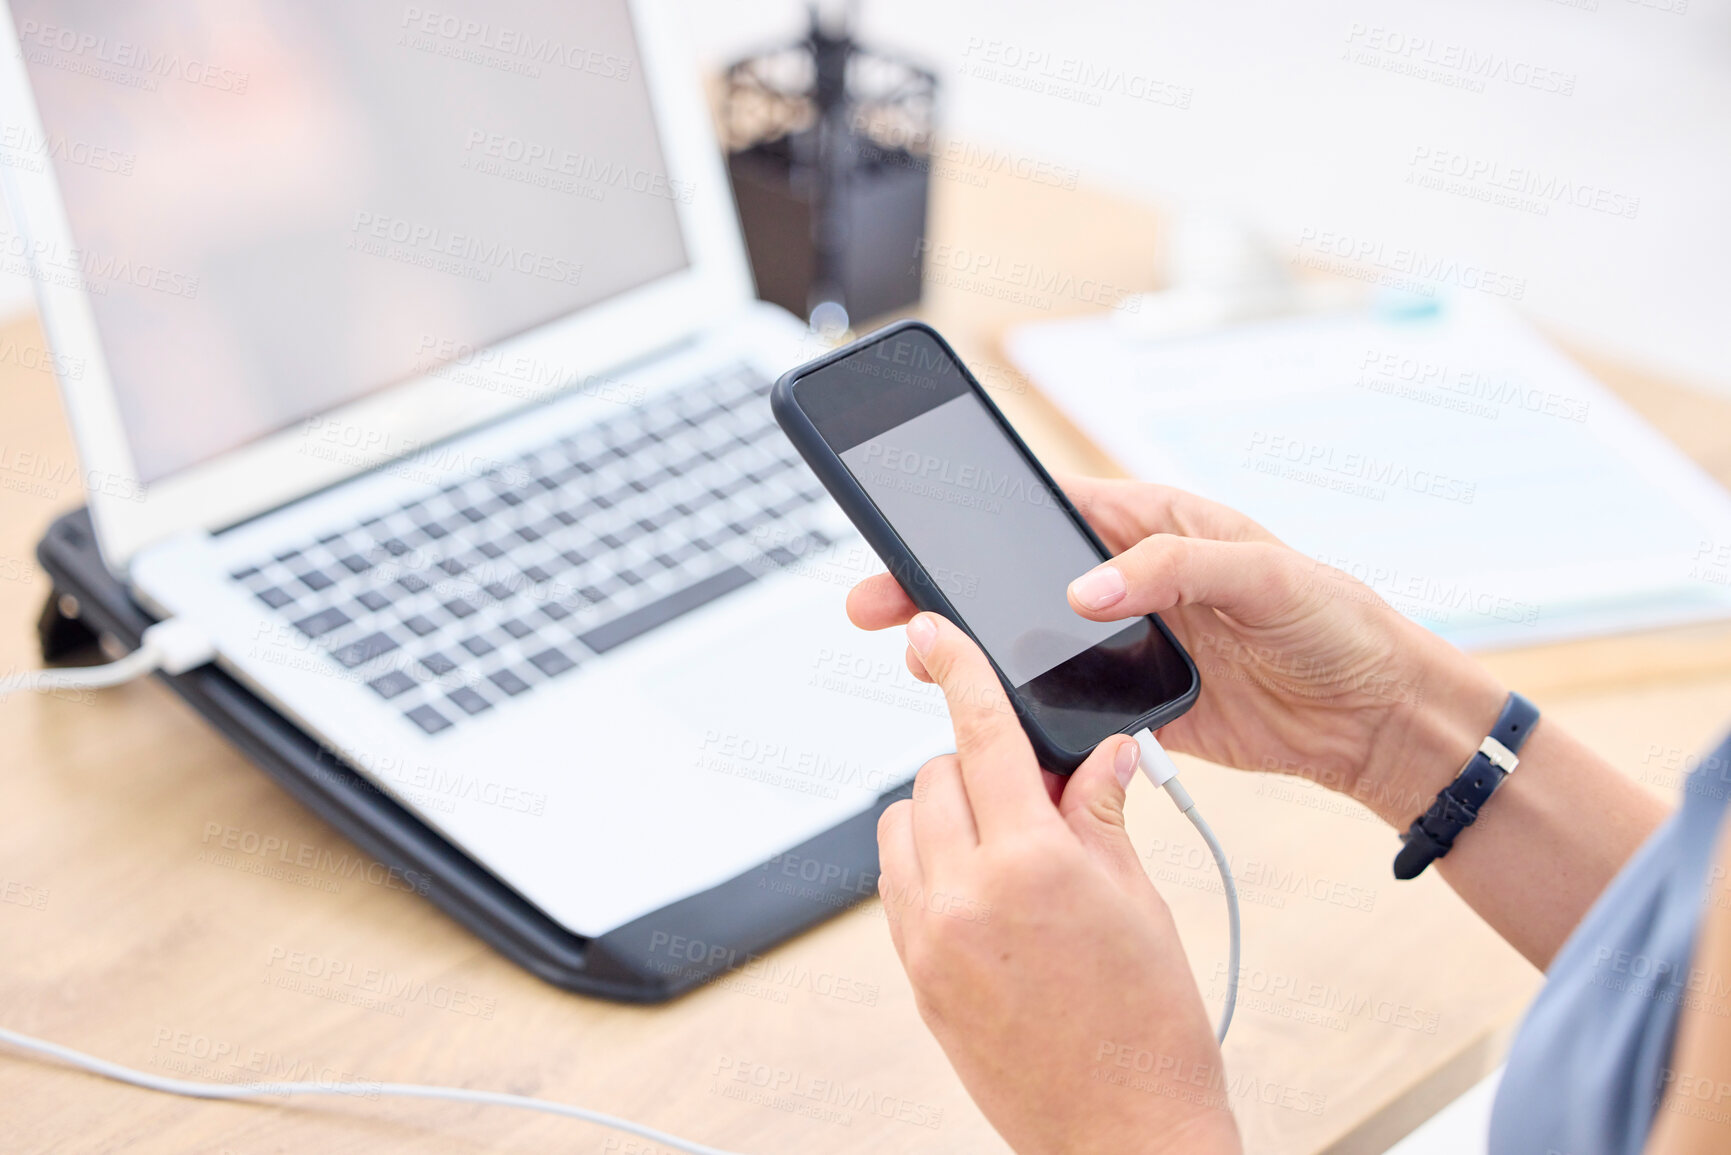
xmin=1488 ymin=735 xmax=1731 ymax=1155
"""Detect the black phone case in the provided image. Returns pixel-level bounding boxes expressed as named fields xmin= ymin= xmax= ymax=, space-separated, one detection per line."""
xmin=34 ymin=508 xmax=910 ymax=1003
xmin=771 ymin=319 xmax=1199 ymax=773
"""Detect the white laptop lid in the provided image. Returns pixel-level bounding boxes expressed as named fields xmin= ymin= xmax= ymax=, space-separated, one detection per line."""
xmin=0 ymin=0 xmax=754 ymax=570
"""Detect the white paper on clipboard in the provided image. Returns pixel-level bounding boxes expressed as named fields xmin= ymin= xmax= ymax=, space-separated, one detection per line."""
xmin=1006 ymin=299 xmax=1731 ymax=651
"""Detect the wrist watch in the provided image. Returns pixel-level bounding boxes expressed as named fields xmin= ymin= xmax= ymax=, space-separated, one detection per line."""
xmin=1393 ymin=692 xmax=1539 ymax=880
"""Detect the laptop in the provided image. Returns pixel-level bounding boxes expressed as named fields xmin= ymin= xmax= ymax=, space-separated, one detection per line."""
xmin=0 ymin=0 xmax=948 ymax=938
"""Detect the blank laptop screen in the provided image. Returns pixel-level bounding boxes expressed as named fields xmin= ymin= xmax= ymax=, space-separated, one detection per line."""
xmin=11 ymin=0 xmax=689 ymax=482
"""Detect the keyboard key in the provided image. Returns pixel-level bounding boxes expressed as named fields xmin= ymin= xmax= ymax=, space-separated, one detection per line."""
xmin=274 ymin=549 xmax=303 ymax=564
xmin=448 ymin=686 xmax=493 ymax=716
xmin=368 ymin=670 xmax=417 ymax=700
xmin=540 ymin=602 xmax=572 ymax=622
xmin=528 ymin=647 xmax=576 ymax=678
xmin=256 ymin=586 xmax=295 ymax=609
xmin=338 ymin=554 xmax=373 ymax=574
xmin=475 ymin=540 xmax=506 ymax=559
xmin=523 ymin=565 xmax=553 ymax=583
xmin=380 ymin=538 xmax=410 ymax=556
xmin=402 ymin=614 xmax=439 ymax=637
xmin=398 ymin=573 xmax=429 ymax=594
xmin=552 ymin=509 xmax=579 ymax=526
xmin=439 ymin=557 xmax=469 ymax=576
xmin=293 ymin=606 xmax=352 ymax=638
xmin=405 ymin=704 xmax=452 ymax=734
xmin=515 ymin=524 xmax=542 ymax=543
xmin=488 ymin=668 xmax=531 ymax=697
xmin=420 ymin=651 xmax=458 ymax=676
xmin=417 ymin=521 xmax=451 ymax=540
xmin=356 ymin=590 xmax=391 ymax=612
xmin=229 ymin=566 xmax=260 ymax=581
xmin=579 ymin=565 xmax=755 ymax=654
xmin=331 ymin=631 xmax=399 ymax=668
xmin=442 ymin=598 xmax=478 ymax=620
xmin=499 ymin=618 xmax=534 ymax=639
xmin=296 ymin=569 xmax=336 ymax=593
xmin=458 ymin=506 xmax=488 ymax=523
xmin=460 ymin=635 xmax=496 ymax=657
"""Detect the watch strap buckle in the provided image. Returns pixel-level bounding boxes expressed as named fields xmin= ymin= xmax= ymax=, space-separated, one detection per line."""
xmin=1478 ymin=735 xmax=1519 ymax=774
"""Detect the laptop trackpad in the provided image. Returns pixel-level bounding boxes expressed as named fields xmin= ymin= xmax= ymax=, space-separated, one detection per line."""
xmin=441 ymin=572 xmax=950 ymax=937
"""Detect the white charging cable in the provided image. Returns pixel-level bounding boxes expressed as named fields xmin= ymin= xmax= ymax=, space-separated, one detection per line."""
xmin=0 ymin=1026 xmax=747 ymax=1154
xmin=1138 ymin=730 xmax=1240 ymax=1044
xmin=0 ymin=617 xmax=214 ymax=703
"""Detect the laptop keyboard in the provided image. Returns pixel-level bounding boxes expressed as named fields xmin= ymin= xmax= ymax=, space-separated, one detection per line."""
xmin=226 ymin=366 xmax=837 ymax=736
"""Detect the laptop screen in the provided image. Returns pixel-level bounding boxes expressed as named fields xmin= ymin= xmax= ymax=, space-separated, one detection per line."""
xmin=11 ymin=0 xmax=689 ymax=483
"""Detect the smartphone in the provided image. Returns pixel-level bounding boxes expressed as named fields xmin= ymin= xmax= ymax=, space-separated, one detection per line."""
xmin=772 ymin=320 xmax=1198 ymax=773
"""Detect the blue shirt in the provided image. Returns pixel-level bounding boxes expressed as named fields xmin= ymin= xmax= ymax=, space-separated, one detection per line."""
xmin=1488 ymin=732 xmax=1731 ymax=1154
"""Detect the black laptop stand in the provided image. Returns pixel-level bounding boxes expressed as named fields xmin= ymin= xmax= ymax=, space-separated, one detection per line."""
xmin=35 ymin=508 xmax=909 ymax=1003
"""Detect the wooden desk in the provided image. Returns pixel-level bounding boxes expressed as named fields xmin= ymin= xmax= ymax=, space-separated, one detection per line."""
xmin=4 ymin=153 xmax=1731 ymax=1155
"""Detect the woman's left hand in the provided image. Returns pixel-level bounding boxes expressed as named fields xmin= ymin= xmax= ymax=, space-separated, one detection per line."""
xmin=877 ymin=611 xmax=1241 ymax=1155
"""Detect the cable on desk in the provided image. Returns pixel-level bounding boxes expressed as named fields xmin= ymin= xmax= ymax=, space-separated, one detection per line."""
xmin=0 ymin=1026 xmax=751 ymax=1155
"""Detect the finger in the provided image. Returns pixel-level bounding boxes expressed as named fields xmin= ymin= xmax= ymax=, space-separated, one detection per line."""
xmin=847 ymin=572 xmax=918 ymax=631
xmin=1057 ymin=475 xmax=1279 ymax=551
xmin=876 ymin=799 xmax=922 ymax=952
xmin=903 ymin=644 xmax=933 ymax=683
xmin=911 ymin=755 xmax=979 ymax=865
xmin=1057 ymin=735 xmax=1148 ymax=891
xmin=905 ymin=613 xmax=1054 ymax=838
xmin=1041 ymin=768 xmax=1066 ymax=807
xmin=1068 ymin=535 xmax=1308 ymax=627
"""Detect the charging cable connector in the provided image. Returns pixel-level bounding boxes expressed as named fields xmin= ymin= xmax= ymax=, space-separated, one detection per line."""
xmin=1138 ymin=730 xmax=1240 ymax=1043
xmin=0 ymin=617 xmax=214 ymax=704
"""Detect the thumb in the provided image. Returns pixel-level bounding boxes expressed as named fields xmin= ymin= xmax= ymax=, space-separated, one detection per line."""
xmin=1058 ymin=734 xmax=1146 ymax=890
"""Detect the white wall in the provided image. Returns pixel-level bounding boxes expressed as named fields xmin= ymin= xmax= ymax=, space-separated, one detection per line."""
xmin=674 ymin=0 xmax=1731 ymax=394
xmin=3 ymin=1 xmax=1725 ymax=392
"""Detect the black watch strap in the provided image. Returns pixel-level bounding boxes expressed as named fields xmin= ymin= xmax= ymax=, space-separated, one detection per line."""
xmin=1393 ymin=692 xmax=1539 ymax=880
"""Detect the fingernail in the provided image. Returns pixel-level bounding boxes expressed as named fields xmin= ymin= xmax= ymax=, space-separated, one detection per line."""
xmin=906 ymin=614 xmax=938 ymax=656
xmin=1070 ymin=564 xmax=1126 ymax=610
xmin=1113 ymin=739 xmax=1140 ymax=788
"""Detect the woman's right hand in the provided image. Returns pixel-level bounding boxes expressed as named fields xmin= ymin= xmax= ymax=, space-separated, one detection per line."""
xmin=847 ymin=477 xmax=1509 ymax=829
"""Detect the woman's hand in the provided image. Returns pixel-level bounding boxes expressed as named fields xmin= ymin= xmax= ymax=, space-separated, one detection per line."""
xmin=878 ymin=611 xmax=1240 ymax=1155
xmin=849 ymin=477 xmax=1507 ymax=827
xmin=855 ymin=476 xmax=1665 ymax=967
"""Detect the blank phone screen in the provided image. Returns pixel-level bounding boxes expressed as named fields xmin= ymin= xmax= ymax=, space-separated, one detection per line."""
xmin=793 ymin=328 xmax=1193 ymax=754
